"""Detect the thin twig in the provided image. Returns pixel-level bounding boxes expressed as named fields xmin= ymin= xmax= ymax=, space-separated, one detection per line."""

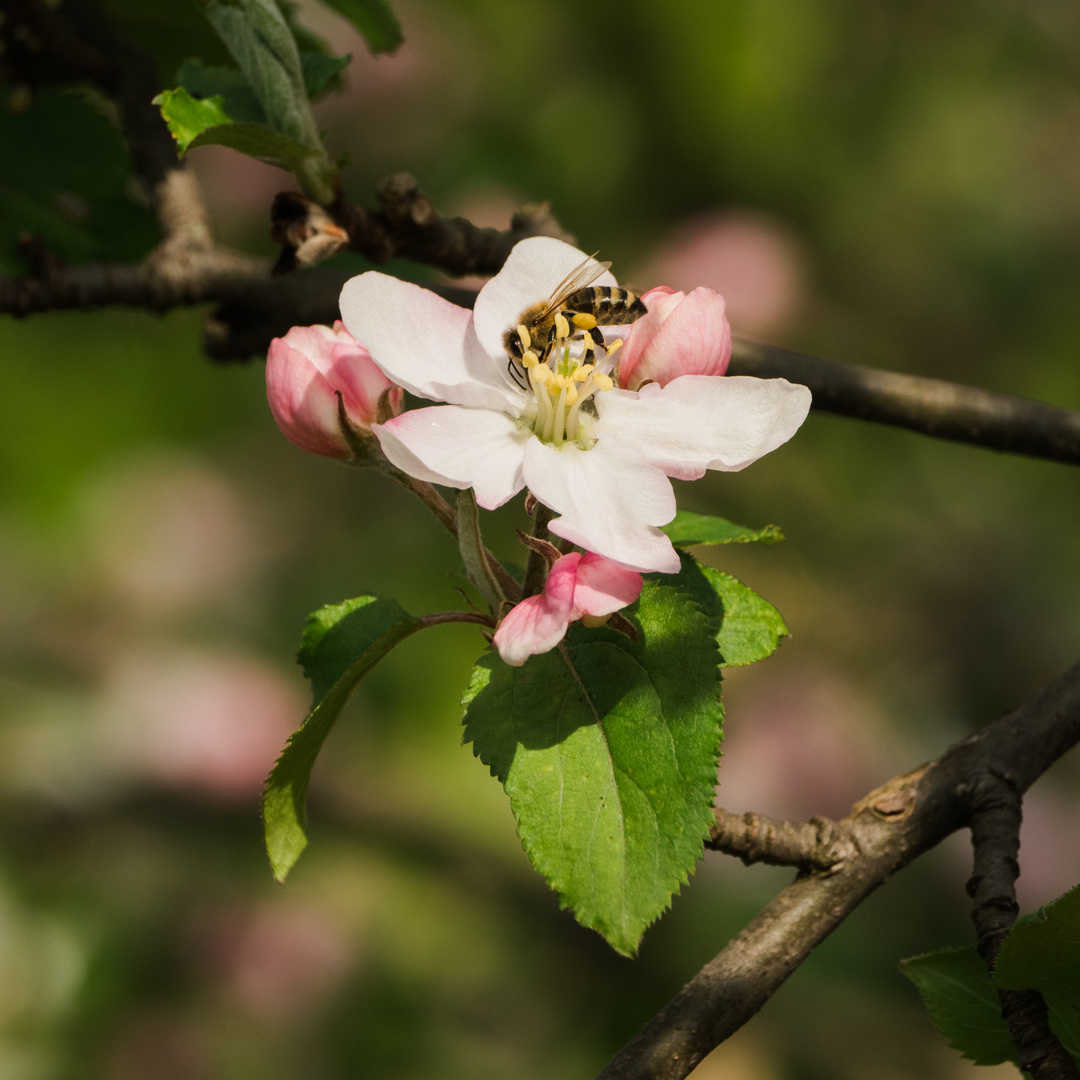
xmin=706 ymin=808 xmax=854 ymax=872
xmin=455 ymin=489 xmax=507 ymax=615
xmin=729 ymin=338 xmax=1080 ymax=466
xmin=596 ymin=657 xmax=1080 ymax=1080
xmin=967 ymin=776 xmax=1079 ymax=1079
xmin=521 ymin=503 xmax=556 ymax=599
xmin=334 ymin=173 xmax=571 ymax=276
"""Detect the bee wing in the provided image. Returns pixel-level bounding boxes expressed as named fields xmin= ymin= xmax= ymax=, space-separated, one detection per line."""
xmin=534 ymin=255 xmax=613 ymax=319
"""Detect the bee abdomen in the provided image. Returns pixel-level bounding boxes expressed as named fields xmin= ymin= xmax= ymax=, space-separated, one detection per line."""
xmin=566 ymin=286 xmax=647 ymax=326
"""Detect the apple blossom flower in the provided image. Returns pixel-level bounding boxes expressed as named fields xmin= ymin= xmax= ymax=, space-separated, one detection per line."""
xmin=493 ymin=551 xmax=643 ymax=666
xmin=339 ymin=237 xmax=811 ymax=573
xmin=617 ymin=286 xmax=732 ymax=390
xmin=265 ymin=321 xmax=402 ymax=460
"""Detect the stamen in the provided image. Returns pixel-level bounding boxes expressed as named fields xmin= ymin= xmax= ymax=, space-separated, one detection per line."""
xmin=552 ymin=384 xmax=568 ymax=444
xmin=522 ymin=349 xmax=540 ymax=368
xmin=592 ymin=372 xmax=614 ymax=392
xmin=554 ymin=312 xmax=571 ymax=340
xmin=517 ymin=323 xmax=532 ymax=350
xmin=573 ymin=364 xmax=594 ymax=382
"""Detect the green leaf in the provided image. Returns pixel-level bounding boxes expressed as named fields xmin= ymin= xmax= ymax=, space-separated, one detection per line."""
xmin=0 ymin=85 xmax=156 ymax=270
xmin=462 ymin=582 xmax=722 ymax=956
xmin=206 ymin=0 xmax=317 ymax=146
xmin=902 ymin=937 xmax=1080 ymax=1070
xmin=321 ymin=0 xmax=404 ymax=54
xmin=994 ymin=884 xmax=1080 ymax=1064
xmin=200 ymin=0 xmax=336 ymax=200
xmin=176 ymin=53 xmax=349 ymax=124
xmin=662 ymin=510 xmax=783 ymax=547
xmin=153 ymin=87 xmax=234 ymax=154
xmin=187 ymin=121 xmax=323 ymax=171
xmin=994 ymin=885 xmax=1080 ymax=994
xmin=175 ymin=60 xmax=266 ymax=124
xmin=668 ymin=552 xmax=789 ymax=667
xmin=900 ymin=947 xmax=1016 ymax=1066
xmin=154 ymin=87 xmax=322 ymax=175
xmin=299 ymin=51 xmax=353 ymax=97
xmin=263 ymin=596 xmax=419 ymax=882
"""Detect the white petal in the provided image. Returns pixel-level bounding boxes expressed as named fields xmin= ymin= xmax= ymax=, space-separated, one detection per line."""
xmin=473 ymin=238 xmax=618 ymax=360
xmin=522 ymin=438 xmax=680 ymax=573
xmin=373 ymin=405 xmax=528 ymax=509
xmin=596 ymin=376 xmax=812 ymax=479
xmin=340 ymin=272 xmax=524 ymax=412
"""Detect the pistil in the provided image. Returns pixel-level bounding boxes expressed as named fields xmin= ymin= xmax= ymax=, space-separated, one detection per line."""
xmin=521 ymin=332 xmax=618 ymax=448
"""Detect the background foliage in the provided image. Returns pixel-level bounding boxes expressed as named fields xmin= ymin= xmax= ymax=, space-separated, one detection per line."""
xmin=2 ymin=0 xmax=1080 ymax=1076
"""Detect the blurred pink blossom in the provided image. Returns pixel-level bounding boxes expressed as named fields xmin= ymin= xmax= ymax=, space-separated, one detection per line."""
xmin=1010 ymin=784 xmax=1080 ymax=912
xmin=266 ymin=321 xmax=403 ymax=459
xmin=104 ymin=650 xmax=303 ymax=802
xmin=618 ymin=286 xmax=732 ymax=390
xmin=187 ymin=145 xmax=289 ymax=222
xmin=82 ymin=456 xmax=253 ymax=620
xmin=638 ymin=211 xmax=805 ymax=337
xmin=104 ymin=1011 xmax=210 ymax=1080
xmin=190 ymin=902 xmax=352 ymax=1021
xmin=717 ymin=665 xmax=895 ymax=821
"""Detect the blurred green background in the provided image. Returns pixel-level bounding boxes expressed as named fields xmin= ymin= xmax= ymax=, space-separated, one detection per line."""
xmin=2 ymin=0 xmax=1080 ymax=1076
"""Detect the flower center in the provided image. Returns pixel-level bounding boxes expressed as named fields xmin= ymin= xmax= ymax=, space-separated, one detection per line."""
xmin=513 ymin=313 xmax=622 ymax=448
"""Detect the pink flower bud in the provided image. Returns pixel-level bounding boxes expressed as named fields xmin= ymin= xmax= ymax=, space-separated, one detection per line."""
xmin=493 ymin=552 xmax=643 ymax=667
xmin=266 ymin=321 xmax=403 ymax=459
xmin=617 ymin=286 xmax=732 ymax=391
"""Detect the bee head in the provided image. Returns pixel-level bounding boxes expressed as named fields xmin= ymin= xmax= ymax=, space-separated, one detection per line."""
xmin=503 ymin=330 xmax=525 ymax=361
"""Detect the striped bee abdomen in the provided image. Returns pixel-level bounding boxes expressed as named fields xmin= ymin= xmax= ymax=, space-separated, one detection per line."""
xmin=564 ymin=286 xmax=647 ymax=326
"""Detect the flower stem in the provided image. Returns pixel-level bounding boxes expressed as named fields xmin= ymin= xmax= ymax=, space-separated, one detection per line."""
xmin=456 ymin=489 xmax=507 ymax=614
xmin=522 ymin=502 xmax=555 ymax=598
xmin=377 ymin=459 xmax=520 ymax=600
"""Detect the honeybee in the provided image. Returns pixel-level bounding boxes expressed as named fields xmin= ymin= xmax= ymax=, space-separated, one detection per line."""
xmin=502 ymin=256 xmax=647 ymax=378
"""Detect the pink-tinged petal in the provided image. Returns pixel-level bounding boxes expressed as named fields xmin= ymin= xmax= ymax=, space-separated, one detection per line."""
xmin=373 ymin=405 xmax=528 ymax=509
xmin=473 ymin=238 xmax=618 ymax=360
xmin=266 ymin=323 xmax=401 ymax=459
xmin=493 ymin=553 xmax=581 ymax=666
xmin=522 ymin=437 xmax=680 ymax=573
xmin=339 ymin=272 xmax=523 ymax=411
xmin=570 ymin=553 xmax=643 ymax=619
xmin=618 ymin=287 xmax=732 ymax=390
xmin=597 ymin=376 xmax=811 ymax=479
xmin=615 ymin=287 xmax=676 ymax=389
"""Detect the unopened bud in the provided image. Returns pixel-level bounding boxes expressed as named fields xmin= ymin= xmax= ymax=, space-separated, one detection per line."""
xmin=266 ymin=321 xmax=403 ymax=461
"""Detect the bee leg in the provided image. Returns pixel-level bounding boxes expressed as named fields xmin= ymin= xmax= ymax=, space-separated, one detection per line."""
xmin=588 ymin=326 xmax=605 ymax=349
xmin=506 ymin=357 xmax=528 ymax=390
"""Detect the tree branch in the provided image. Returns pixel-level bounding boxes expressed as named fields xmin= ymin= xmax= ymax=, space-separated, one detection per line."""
xmin=967 ymin=777 xmax=1079 ymax=1079
xmin=596 ymin=657 xmax=1080 ymax=1080
xmin=706 ymin=808 xmax=854 ymax=872
xmin=729 ymin=338 xmax=1080 ymax=466
xmin=335 ymin=173 xmax=571 ymax=275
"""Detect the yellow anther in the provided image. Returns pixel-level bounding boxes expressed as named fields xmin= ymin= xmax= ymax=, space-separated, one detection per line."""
xmin=554 ymin=312 xmax=571 ymax=340
xmin=517 ymin=323 xmax=532 ymax=350
xmin=593 ymin=372 xmax=614 ymax=392
xmin=605 ymin=338 xmax=624 ymax=357
xmin=554 ymin=373 xmax=570 ymax=389
xmin=521 ymin=349 xmax=540 ymax=368
xmin=572 ymin=312 xmax=597 ymax=331
xmin=533 ymin=362 xmax=553 ymax=384
xmin=564 ymin=383 xmax=579 ymax=407
xmin=573 ymin=364 xmax=594 ymax=382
